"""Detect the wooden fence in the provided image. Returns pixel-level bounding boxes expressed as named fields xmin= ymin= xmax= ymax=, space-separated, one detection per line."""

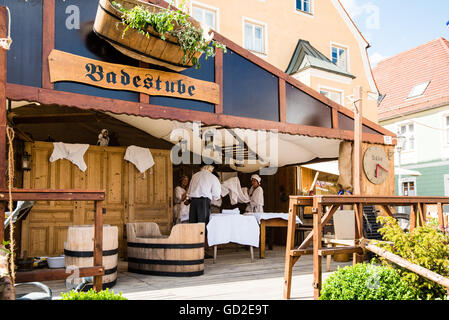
xmin=283 ymin=195 xmax=449 ymax=300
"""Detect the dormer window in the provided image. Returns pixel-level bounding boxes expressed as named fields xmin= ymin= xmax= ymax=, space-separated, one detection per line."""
xmin=408 ymin=81 xmax=430 ymax=98
xmin=296 ymin=0 xmax=312 ymax=14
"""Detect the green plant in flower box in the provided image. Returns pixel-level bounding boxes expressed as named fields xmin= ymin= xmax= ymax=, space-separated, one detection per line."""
xmin=60 ymin=288 xmax=127 ymax=300
xmin=112 ymin=0 xmax=226 ymax=69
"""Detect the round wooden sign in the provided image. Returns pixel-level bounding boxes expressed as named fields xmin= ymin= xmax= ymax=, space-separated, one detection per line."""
xmin=363 ymin=146 xmax=390 ymax=185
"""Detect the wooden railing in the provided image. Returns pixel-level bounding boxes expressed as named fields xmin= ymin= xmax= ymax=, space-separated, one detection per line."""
xmin=283 ymin=195 xmax=449 ymax=300
xmin=0 ymin=189 xmax=106 ymax=292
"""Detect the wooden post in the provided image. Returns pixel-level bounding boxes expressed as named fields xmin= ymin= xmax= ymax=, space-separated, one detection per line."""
xmin=353 ymin=203 xmax=364 ymax=264
xmin=437 ymin=203 xmax=445 ymax=232
xmin=0 ymin=7 xmax=7 ymax=244
xmin=418 ymin=203 xmax=425 ymax=227
xmin=312 ymin=200 xmax=322 ymax=300
xmin=410 ymin=204 xmax=417 ymax=233
xmin=283 ymin=197 xmax=297 ymax=299
xmin=93 ymin=200 xmax=104 ymax=292
xmin=260 ymin=219 xmax=266 ymax=259
xmin=214 ymin=48 xmax=223 ymax=114
xmin=352 ymin=86 xmax=363 ymax=196
xmin=42 ymin=0 xmax=55 ymax=90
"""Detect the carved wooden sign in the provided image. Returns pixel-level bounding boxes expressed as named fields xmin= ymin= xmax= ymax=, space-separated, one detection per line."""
xmin=48 ymin=50 xmax=220 ymax=104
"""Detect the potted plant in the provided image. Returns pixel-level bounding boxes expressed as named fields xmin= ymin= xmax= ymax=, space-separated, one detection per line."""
xmin=93 ymin=0 xmax=226 ymax=71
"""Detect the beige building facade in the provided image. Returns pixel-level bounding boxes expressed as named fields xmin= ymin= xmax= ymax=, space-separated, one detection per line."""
xmin=177 ymin=0 xmax=379 ymax=122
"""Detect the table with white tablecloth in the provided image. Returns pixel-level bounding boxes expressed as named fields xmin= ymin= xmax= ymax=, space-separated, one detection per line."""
xmin=206 ymin=213 xmax=259 ymax=262
xmin=244 ymin=212 xmax=305 ymax=259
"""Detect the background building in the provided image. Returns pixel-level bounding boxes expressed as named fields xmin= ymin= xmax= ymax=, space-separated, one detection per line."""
xmin=177 ymin=0 xmax=380 ymax=122
xmin=374 ymin=37 xmax=449 ymax=203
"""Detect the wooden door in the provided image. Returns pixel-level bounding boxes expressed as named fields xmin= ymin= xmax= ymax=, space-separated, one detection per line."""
xmin=21 ymin=141 xmax=173 ymax=258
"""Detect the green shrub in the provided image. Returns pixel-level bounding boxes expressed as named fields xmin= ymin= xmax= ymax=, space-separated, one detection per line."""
xmin=375 ymin=216 xmax=449 ymax=300
xmin=319 ymin=263 xmax=416 ymax=300
xmin=60 ymin=288 xmax=127 ymax=300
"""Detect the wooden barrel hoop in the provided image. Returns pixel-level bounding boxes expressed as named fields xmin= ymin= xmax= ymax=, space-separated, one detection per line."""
xmin=126 ymin=222 xmax=205 ymax=277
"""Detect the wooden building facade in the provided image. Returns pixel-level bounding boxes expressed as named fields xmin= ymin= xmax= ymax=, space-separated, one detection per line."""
xmin=1 ymin=0 xmax=396 ymax=259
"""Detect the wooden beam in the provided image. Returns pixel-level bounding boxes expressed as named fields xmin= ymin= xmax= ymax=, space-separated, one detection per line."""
xmin=42 ymin=0 xmax=55 ymax=90
xmin=417 ymin=203 xmax=425 ymax=227
xmin=93 ymin=200 xmax=104 ymax=292
xmin=364 ymin=241 xmax=449 ymax=290
xmin=5 ymin=84 xmax=391 ymax=145
xmin=298 ymin=205 xmax=338 ymax=250
xmin=437 ymin=203 xmax=445 ymax=232
xmin=0 ymin=6 xmax=6 ymax=244
xmin=353 ymin=86 xmax=363 ymax=195
xmin=410 ymin=204 xmax=417 ymax=233
xmin=318 ymin=246 xmax=363 ymax=256
xmin=0 ymin=189 xmax=105 ymax=201
xmin=381 ymin=204 xmax=395 ymax=217
xmin=283 ymin=196 xmax=298 ymax=299
xmin=0 ymin=6 xmax=6 ymax=190
xmin=306 ymin=195 xmax=449 ymax=205
xmin=332 ymin=108 xmax=339 ymax=129
xmin=353 ymin=203 xmax=365 ymax=264
xmin=313 ymin=201 xmax=323 ymax=300
xmin=214 ymin=48 xmax=223 ymax=114
xmin=15 ymin=266 xmax=104 ymax=283
xmin=278 ymin=78 xmax=286 ymax=123
xmin=11 ymin=113 xmax=105 ymax=125
xmin=290 ymin=249 xmax=314 ymax=256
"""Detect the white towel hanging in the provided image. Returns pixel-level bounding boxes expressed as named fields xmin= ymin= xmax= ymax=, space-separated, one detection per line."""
xmin=124 ymin=145 xmax=155 ymax=173
xmin=49 ymin=142 xmax=89 ymax=172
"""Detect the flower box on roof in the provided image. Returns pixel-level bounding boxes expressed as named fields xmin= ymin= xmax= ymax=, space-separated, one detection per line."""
xmin=93 ymin=0 xmax=223 ymax=72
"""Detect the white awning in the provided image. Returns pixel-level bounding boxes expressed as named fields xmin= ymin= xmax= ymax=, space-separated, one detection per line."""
xmin=394 ymin=167 xmax=421 ymax=176
xmin=106 ymin=113 xmax=341 ymax=173
xmin=301 ymin=160 xmax=339 ymax=176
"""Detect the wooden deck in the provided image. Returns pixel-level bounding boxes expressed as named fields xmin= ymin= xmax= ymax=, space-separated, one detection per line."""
xmin=22 ymin=245 xmax=352 ymax=300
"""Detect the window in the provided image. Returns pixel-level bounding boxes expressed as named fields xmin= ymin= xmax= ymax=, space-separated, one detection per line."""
xmin=399 ymin=123 xmax=415 ymax=151
xmin=296 ymin=0 xmax=312 ymax=14
xmin=192 ymin=3 xmax=217 ymax=30
xmin=402 ymin=180 xmax=415 ymax=196
xmin=408 ymin=81 xmax=430 ymax=98
xmin=244 ymin=21 xmax=265 ymax=54
xmin=320 ymin=88 xmax=342 ymax=105
xmin=331 ymin=45 xmax=348 ymax=71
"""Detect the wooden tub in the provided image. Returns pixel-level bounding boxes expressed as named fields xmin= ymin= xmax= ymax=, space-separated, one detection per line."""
xmin=93 ymin=0 xmax=205 ymax=71
xmin=126 ymin=222 xmax=205 ymax=276
xmin=65 ymin=225 xmax=119 ymax=289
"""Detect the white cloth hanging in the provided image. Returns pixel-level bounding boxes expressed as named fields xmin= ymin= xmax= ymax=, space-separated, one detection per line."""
xmin=220 ymin=177 xmax=250 ymax=205
xmin=124 ymin=145 xmax=155 ymax=173
xmin=49 ymin=142 xmax=89 ymax=172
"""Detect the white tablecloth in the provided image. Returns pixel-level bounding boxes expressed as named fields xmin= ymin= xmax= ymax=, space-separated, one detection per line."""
xmin=244 ymin=212 xmax=302 ymax=225
xmin=207 ymin=214 xmax=260 ymax=247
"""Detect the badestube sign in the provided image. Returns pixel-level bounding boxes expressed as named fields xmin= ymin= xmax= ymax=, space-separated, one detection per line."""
xmin=48 ymin=50 xmax=219 ymax=104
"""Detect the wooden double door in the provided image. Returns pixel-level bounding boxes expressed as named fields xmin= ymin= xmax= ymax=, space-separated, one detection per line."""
xmin=21 ymin=141 xmax=173 ymax=258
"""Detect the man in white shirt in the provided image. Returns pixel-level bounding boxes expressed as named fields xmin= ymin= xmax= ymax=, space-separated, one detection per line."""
xmin=186 ymin=164 xmax=221 ymax=224
xmin=186 ymin=163 xmax=221 ymax=259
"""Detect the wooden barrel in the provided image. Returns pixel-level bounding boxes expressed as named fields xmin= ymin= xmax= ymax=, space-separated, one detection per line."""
xmin=64 ymin=225 xmax=118 ymax=289
xmin=126 ymin=222 xmax=205 ymax=277
xmin=93 ymin=0 xmax=204 ymax=72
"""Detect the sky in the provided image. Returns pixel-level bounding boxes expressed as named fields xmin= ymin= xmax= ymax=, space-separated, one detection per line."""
xmin=340 ymin=0 xmax=449 ymax=66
